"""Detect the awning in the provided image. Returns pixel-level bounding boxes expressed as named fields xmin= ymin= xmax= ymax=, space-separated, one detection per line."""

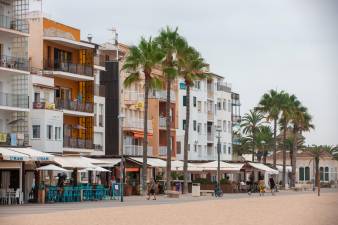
xmin=36 ymin=164 xmax=70 ymax=172
xmin=53 ymin=156 xmax=95 ymax=169
xmin=171 ymin=160 xmax=203 ymax=172
xmin=81 ymin=157 xmax=119 ymax=167
xmin=79 ymin=166 xmax=110 ymax=172
xmin=130 ymin=157 xmax=166 ymax=168
xmin=0 ymin=148 xmax=29 ymax=161
xmin=276 ymin=165 xmax=292 ymax=173
xmin=248 ymin=162 xmax=279 ymax=174
xmin=195 ymin=161 xmax=242 ymax=172
xmin=133 ymin=131 xmax=153 ymax=139
xmin=10 ymin=148 xmax=54 ymax=161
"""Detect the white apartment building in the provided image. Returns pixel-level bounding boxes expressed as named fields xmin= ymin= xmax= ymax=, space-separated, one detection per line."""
xmin=176 ymin=74 xmax=233 ymax=161
xmin=0 ymin=0 xmax=30 ymax=147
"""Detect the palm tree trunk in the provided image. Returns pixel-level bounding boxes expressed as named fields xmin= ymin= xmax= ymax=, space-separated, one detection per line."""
xmin=273 ymin=119 xmax=277 ymax=167
xmin=142 ymin=78 xmax=149 ymax=195
xmin=282 ymin=124 xmax=287 ymax=188
xmin=291 ymin=127 xmax=298 ymax=188
xmin=252 ymin=131 xmax=255 ymax=162
xmin=183 ymin=84 xmax=190 ymax=194
xmin=166 ymin=79 xmax=172 ymax=191
xmin=315 ymin=157 xmax=320 ymax=196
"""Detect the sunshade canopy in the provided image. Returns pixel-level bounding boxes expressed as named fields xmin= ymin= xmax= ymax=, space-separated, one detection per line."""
xmin=81 ymin=157 xmax=119 ymax=167
xmin=36 ymin=164 xmax=70 ymax=172
xmin=79 ymin=166 xmax=110 ymax=172
xmin=0 ymin=147 xmax=29 ymax=161
xmin=130 ymin=157 xmax=166 ymax=168
xmin=10 ymin=148 xmax=54 ymax=161
xmin=53 ymin=156 xmax=95 ymax=169
xmin=248 ymin=162 xmax=279 ymax=174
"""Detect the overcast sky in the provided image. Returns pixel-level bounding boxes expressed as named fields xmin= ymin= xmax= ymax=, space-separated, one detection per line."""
xmin=37 ymin=0 xmax=338 ymax=145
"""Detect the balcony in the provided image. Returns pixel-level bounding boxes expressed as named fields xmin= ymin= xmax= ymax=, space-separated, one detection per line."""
xmin=232 ymin=115 xmax=241 ymax=124
xmin=55 ymin=98 xmax=93 ymax=115
xmin=0 ymin=132 xmax=27 ymax=147
xmin=207 ymin=132 xmax=214 ymax=142
xmin=43 ymin=59 xmax=93 ymax=79
xmin=216 ymin=82 xmax=232 ymax=92
xmin=0 ymin=55 xmax=29 ymax=72
xmin=0 ymin=92 xmax=29 ymax=110
xmin=93 ymin=144 xmax=103 ymax=151
xmin=124 ymin=91 xmax=144 ymax=104
xmin=159 ymin=146 xmax=167 ymax=156
xmin=0 ymin=15 xmax=28 ymax=34
xmin=94 ymin=84 xmax=105 ymax=97
xmin=123 ymin=119 xmax=152 ymax=132
xmin=207 ymin=111 xmax=214 ymax=121
xmin=123 ymin=145 xmax=152 ymax=156
xmin=63 ymin=137 xmax=93 ymax=149
xmin=33 ymin=102 xmax=56 ymax=110
xmin=149 ymin=90 xmax=176 ymax=102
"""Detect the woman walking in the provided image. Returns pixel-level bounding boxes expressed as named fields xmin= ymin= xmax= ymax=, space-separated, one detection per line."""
xmin=147 ymin=179 xmax=157 ymax=200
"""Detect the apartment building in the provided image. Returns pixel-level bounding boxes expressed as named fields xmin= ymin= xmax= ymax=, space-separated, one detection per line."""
xmin=176 ymin=74 xmax=233 ymax=161
xmin=0 ymin=0 xmax=30 ymax=148
xmin=100 ymin=42 xmax=178 ymax=158
xmin=28 ymin=14 xmax=96 ymax=155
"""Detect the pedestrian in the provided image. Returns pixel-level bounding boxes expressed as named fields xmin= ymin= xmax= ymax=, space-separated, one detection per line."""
xmin=269 ymin=176 xmax=276 ymax=195
xmin=147 ymin=179 xmax=157 ymax=200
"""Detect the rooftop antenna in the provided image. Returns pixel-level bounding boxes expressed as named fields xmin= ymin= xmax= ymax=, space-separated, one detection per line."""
xmin=87 ymin=34 xmax=93 ymax=43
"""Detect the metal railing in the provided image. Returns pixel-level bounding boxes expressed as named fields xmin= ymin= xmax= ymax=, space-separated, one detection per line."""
xmin=0 ymin=55 xmax=29 ymax=71
xmin=63 ymin=137 xmax=93 ymax=149
xmin=216 ymin=82 xmax=232 ymax=92
xmin=55 ymin=98 xmax=93 ymax=113
xmin=0 ymin=92 xmax=29 ymax=109
xmin=44 ymin=59 xmax=93 ymax=77
xmin=123 ymin=119 xmax=152 ymax=131
xmin=149 ymin=90 xmax=176 ymax=102
xmin=94 ymin=84 xmax=105 ymax=97
xmin=123 ymin=145 xmax=152 ymax=156
xmin=0 ymin=15 xmax=28 ymax=33
xmin=124 ymin=91 xmax=144 ymax=102
xmin=33 ymin=101 xmax=56 ymax=110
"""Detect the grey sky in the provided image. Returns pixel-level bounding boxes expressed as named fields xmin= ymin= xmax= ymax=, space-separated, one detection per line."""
xmin=39 ymin=0 xmax=338 ymax=145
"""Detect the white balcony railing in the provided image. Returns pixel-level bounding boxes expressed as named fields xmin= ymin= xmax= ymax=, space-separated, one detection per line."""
xmin=159 ymin=146 xmax=167 ymax=156
xmin=124 ymin=91 xmax=144 ymax=102
xmin=123 ymin=145 xmax=152 ymax=156
xmin=123 ymin=119 xmax=152 ymax=131
xmin=149 ymin=90 xmax=176 ymax=102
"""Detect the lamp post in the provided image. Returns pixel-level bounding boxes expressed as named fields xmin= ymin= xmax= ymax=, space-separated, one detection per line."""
xmin=118 ymin=114 xmax=125 ymax=202
xmin=216 ymin=126 xmax=222 ymax=191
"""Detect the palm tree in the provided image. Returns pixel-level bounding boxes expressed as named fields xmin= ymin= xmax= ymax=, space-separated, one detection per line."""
xmin=241 ymin=109 xmax=265 ymax=162
xmin=306 ymin=145 xmax=327 ymax=196
xmin=176 ymin=38 xmax=208 ymax=194
xmin=255 ymin=125 xmax=273 ymax=164
xmin=257 ymin=90 xmax=285 ymax=167
xmin=122 ymin=37 xmax=164 ymax=195
xmin=290 ymin=102 xmax=314 ymax=187
xmin=155 ymin=26 xmax=182 ymax=190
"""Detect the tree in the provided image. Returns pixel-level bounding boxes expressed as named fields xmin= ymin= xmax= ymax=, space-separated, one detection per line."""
xmin=255 ymin=125 xmax=273 ymax=164
xmin=241 ymin=110 xmax=265 ymax=162
xmin=176 ymin=38 xmax=208 ymax=194
xmin=290 ymin=102 xmax=314 ymax=187
xmin=305 ymin=145 xmax=327 ymax=196
xmin=257 ymin=90 xmax=285 ymax=167
xmin=155 ymin=26 xmax=182 ymax=190
xmin=122 ymin=37 xmax=164 ymax=195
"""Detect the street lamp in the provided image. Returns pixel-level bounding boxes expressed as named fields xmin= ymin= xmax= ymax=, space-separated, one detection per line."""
xmin=118 ymin=114 xmax=125 ymax=202
xmin=216 ymin=125 xmax=222 ymax=192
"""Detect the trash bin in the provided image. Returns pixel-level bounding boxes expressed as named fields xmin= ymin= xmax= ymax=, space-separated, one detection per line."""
xmin=192 ymin=183 xmax=200 ymax=197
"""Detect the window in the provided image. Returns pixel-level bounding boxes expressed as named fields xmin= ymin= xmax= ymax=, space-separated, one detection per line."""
xmin=325 ymin=167 xmax=329 ymax=181
xmin=55 ymin=127 xmax=61 ymax=140
xmin=183 ymin=96 xmax=187 ymax=107
xmin=194 ymin=144 xmax=197 ymax=152
xmin=47 ymin=125 xmax=53 ymax=140
xmin=195 ymin=81 xmax=201 ymax=89
xmin=320 ymin=167 xmax=329 ymax=181
xmin=228 ymin=100 xmax=231 ymax=112
xmin=197 ymin=101 xmax=202 ymax=112
xmin=223 ymin=144 xmax=226 ymax=154
xmin=217 ymin=100 xmax=221 ymax=110
xmin=177 ymin=141 xmax=181 ymax=154
xmin=193 ymin=96 xmax=197 ymax=107
xmin=299 ymin=167 xmax=310 ymax=181
xmin=228 ymin=121 xmax=231 ymax=133
xmin=197 ymin=123 xmax=202 ymax=134
xmin=193 ymin=120 xmax=197 ymax=131
xmin=34 ymin=92 xmax=40 ymax=102
xmin=305 ymin=167 xmax=310 ymax=181
xmin=228 ymin=146 xmax=231 ymax=155
xmin=99 ymin=104 xmax=104 ymax=127
xmin=223 ymin=100 xmax=226 ymax=110
xmin=223 ymin=121 xmax=227 ymax=132
xmin=94 ymin=103 xmax=97 ymax=126
xmin=299 ymin=167 xmax=305 ymax=181
xmin=182 ymin=120 xmax=186 ymax=130
xmin=32 ymin=125 xmax=40 ymax=139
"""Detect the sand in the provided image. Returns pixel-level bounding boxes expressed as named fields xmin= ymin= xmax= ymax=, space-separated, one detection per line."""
xmin=1 ymin=192 xmax=337 ymax=225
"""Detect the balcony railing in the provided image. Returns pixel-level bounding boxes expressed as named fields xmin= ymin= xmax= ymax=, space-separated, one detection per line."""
xmin=0 ymin=15 xmax=28 ymax=33
xmin=44 ymin=59 xmax=93 ymax=77
xmin=216 ymin=82 xmax=232 ymax=92
xmin=123 ymin=119 xmax=152 ymax=131
xmin=55 ymin=98 xmax=93 ymax=113
xmin=63 ymin=137 xmax=93 ymax=149
xmin=124 ymin=91 xmax=144 ymax=103
xmin=33 ymin=101 xmax=56 ymax=110
xmin=0 ymin=55 xmax=29 ymax=71
xmin=149 ymin=90 xmax=176 ymax=102
xmin=0 ymin=92 xmax=29 ymax=109
xmin=123 ymin=145 xmax=152 ymax=156
xmin=94 ymin=84 xmax=105 ymax=97
xmin=93 ymin=144 xmax=103 ymax=151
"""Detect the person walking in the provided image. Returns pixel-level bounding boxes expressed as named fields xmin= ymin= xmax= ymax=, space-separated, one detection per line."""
xmin=269 ymin=176 xmax=276 ymax=195
xmin=147 ymin=179 xmax=157 ymax=200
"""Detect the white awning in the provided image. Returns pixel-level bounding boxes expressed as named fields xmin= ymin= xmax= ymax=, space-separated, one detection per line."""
xmin=0 ymin=147 xmax=29 ymax=161
xmin=36 ymin=164 xmax=70 ymax=172
xmin=10 ymin=148 xmax=54 ymax=161
xmin=276 ymin=165 xmax=292 ymax=173
xmin=81 ymin=157 xmax=119 ymax=167
xmin=130 ymin=157 xmax=167 ymax=168
xmin=53 ymin=156 xmax=95 ymax=169
xmin=79 ymin=166 xmax=110 ymax=172
xmin=171 ymin=160 xmax=203 ymax=172
xmin=195 ymin=161 xmax=242 ymax=172
xmin=248 ymin=162 xmax=279 ymax=174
